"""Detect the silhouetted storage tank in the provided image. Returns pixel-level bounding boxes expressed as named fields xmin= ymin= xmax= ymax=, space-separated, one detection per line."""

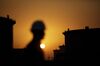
xmin=0 ymin=15 xmax=16 ymax=51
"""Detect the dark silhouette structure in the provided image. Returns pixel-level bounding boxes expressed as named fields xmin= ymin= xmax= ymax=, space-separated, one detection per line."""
xmin=54 ymin=45 xmax=65 ymax=61
xmin=54 ymin=26 xmax=100 ymax=65
xmin=0 ymin=15 xmax=15 ymax=50
xmin=0 ymin=15 xmax=16 ymax=63
xmin=24 ymin=20 xmax=46 ymax=64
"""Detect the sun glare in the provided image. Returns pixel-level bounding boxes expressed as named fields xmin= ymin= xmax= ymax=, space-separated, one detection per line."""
xmin=40 ymin=43 xmax=45 ymax=49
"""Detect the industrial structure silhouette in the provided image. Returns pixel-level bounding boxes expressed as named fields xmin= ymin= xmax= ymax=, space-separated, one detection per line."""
xmin=54 ymin=27 xmax=100 ymax=65
xmin=0 ymin=15 xmax=16 ymax=63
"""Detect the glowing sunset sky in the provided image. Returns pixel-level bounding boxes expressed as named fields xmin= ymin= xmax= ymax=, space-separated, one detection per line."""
xmin=0 ymin=0 xmax=100 ymax=59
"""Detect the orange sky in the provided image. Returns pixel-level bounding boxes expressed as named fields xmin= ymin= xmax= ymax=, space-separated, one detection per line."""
xmin=0 ymin=0 xmax=100 ymax=60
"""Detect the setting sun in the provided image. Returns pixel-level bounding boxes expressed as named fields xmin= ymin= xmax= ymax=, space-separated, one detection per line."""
xmin=40 ymin=43 xmax=45 ymax=49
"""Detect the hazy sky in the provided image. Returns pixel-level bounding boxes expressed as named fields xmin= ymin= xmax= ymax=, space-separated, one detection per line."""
xmin=0 ymin=0 xmax=100 ymax=59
